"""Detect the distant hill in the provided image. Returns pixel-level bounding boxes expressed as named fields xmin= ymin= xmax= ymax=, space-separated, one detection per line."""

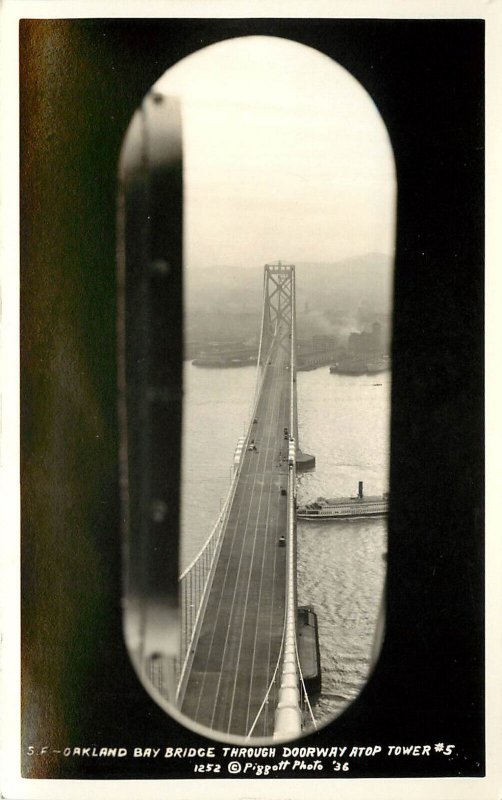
xmin=185 ymin=253 xmax=393 ymax=318
xmin=185 ymin=264 xmax=262 ymax=312
xmin=295 ymin=254 xmax=393 ymax=314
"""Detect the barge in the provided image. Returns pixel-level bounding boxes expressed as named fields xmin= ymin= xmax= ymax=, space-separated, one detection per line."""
xmin=297 ymin=606 xmax=321 ymax=698
xmin=297 ymin=481 xmax=388 ymax=520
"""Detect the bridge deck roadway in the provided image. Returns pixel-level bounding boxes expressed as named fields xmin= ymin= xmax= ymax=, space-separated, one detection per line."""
xmin=181 ymin=336 xmax=291 ymax=737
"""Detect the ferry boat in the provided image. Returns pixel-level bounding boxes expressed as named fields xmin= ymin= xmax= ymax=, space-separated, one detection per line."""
xmin=297 ymin=481 xmax=388 ymax=520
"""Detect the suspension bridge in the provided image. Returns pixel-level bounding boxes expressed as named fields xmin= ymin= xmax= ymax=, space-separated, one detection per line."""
xmin=119 ymin=96 xmax=318 ymax=742
xmin=175 ymin=263 xmax=318 ymax=740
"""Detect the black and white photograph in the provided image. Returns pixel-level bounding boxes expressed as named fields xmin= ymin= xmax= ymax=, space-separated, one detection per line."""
xmin=121 ymin=35 xmax=394 ymax=741
xmin=1 ymin=3 xmax=499 ymax=799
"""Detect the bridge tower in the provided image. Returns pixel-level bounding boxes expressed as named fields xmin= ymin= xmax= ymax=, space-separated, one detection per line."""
xmin=258 ymin=262 xmax=296 ymax=368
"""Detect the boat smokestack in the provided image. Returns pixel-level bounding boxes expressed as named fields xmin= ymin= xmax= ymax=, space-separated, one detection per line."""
xmin=358 ymin=481 xmax=363 ymax=499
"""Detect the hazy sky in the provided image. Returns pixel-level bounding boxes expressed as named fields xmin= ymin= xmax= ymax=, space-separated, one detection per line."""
xmin=154 ymin=36 xmax=396 ymax=270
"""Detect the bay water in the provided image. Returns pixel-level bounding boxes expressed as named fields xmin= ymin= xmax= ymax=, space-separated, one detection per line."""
xmin=181 ymin=361 xmax=389 ymax=726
